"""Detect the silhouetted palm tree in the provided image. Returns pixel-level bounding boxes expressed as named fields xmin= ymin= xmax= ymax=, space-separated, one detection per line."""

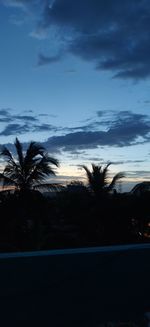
xmin=0 ymin=138 xmax=59 ymax=192
xmin=82 ymin=163 xmax=125 ymax=196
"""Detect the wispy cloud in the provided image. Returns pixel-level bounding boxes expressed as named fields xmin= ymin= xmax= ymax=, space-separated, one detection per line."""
xmin=0 ymin=108 xmax=59 ymax=136
xmin=37 ymin=52 xmax=63 ymax=66
xmin=112 ymin=160 xmax=145 ymax=165
xmin=127 ymin=170 xmax=150 ymax=180
xmin=14 ymin=115 xmax=38 ymax=122
xmin=33 ymin=123 xmax=59 ymax=132
xmin=0 ymin=123 xmax=31 ymax=136
xmin=2 ymin=0 xmax=27 ymax=9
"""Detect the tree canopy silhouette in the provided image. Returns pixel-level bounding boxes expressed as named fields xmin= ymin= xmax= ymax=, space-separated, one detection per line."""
xmin=82 ymin=163 xmax=125 ymax=196
xmin=0 ymin=138 xmax=59 ymax=192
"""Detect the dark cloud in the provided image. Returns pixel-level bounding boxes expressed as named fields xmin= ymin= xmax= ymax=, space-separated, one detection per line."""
xmin=0 ymin=123 xmax=31 ymax=136
xmin=45 ymin=0 xmax=150 ymax=79
xmin=43 ymin=111 xmax=150 ymax=152
xmin=112 ymin=160 xmax=145 ymax=165
xmin=38 ymin=113 xmax=57 ymax=117
xmin=0 ymin=108 xmax=38 ymax=123
xmin=87 ymin=157 xmax=104 ymax=162
xmin=0 ymin=109 xmax=11 ymax=116
xmin=0 ymin=122 xmax=60 ymax=136
xmin=44 ymin=132 xmax=99 ymax=151
xmin=0 ymin=109 xmax=13 ymax=122
xmin=33 ymin=123 xmax=59 ymax=132
xmin=79 ymin=158 xmax=145 ymax=165
xmin=0 ymin=107 xmax=59 ymax=136
xmin=127 ymin=170 xmax=150 ymax=179
xmin=67 ymin=150 xmax=86 ymax=156
xmin=107 ymin=111 xmax=150 ymax=146
xmin=37 ymin=52 xmax=63 ymax=66
xmin=0 ymin=109 xmax=150 ymax=152
xmin=5 ymin=0 xmax=150 ymax=79
xmin=14 ymin=115 xmax=38 ymax=122
xmin=0 ymin=117 xmax=13 ymax=123
xmin=64 ymin=69 xmax=77 ymax=74
xmin=23 ymin=110 xmax=34 ymax=113
xmin=0 ymin=110 xmax=13 ymax=123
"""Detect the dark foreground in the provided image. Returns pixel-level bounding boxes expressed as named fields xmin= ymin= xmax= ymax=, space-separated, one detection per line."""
xmin=0 ymin=244 xmax=149 ymax=326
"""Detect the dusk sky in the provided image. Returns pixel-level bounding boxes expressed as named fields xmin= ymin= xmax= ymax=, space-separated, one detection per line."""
xmin=1 ymin=0 xmax=150 ymax=190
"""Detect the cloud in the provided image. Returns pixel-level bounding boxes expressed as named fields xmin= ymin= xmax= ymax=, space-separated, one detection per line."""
xmin=33 ymin=123 xmax=59 ymax=132
xmin=0 ymin=109 xmax=38 ymax=125
xmin=14 ymin=115 xmax=38 ymax=122
xmin=4 ymin=0 xmax=150 ymax=79
xmin=64 ymin=69 xmax=77 ymax=74
xmin=45 ymin=0 xmax=150 ymax=79
xmin=37 ymin=52 xmax=63 ymax=66
xmin=112 ymin=160 xmax=145 ymax=165
xmin=0 ymin=122 xmax=60 ymax=136
xmin=87 ymin=157 xmax=104 ymax=162
xmin=38 ymin=113 xmax=57 ymax=118
xmin=0 ymin=109 xmax=150 ymax=152
xmin=0 ymin=109 xmax=11 ymax=116
xmin=0 ymin=123 xmax=31 ymax=136
xmin=2 ymin=0 xmax=45 ymax=11
xmin=127 ymin=170 xmax=150 ymax=179
xmin=0 ymin=109 xmax=13 ymax=123
xmin=2 ymin=0 xmax=27 ymax=9
xmin=0 ymin=107 xmax=59 ymax=136
xmin=43 ymin=110 xmax=150 ymax=152
xmin=0 ymin=117 xmax=13 ymax=123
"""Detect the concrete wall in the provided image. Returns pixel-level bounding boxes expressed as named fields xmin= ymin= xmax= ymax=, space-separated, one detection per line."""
xmin=0 ymin=244 xmax=150 ymax=326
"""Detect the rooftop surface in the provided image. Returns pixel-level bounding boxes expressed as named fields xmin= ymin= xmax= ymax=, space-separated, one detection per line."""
xmin=0 ymin=244 xmax=149 ymax=326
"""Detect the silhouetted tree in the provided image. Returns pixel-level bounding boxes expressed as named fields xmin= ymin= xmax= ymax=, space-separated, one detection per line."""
xmin=0 ymin=138 xmax=59 ymax=193
xmin=82 ymin=163 xmax=125 ymax=197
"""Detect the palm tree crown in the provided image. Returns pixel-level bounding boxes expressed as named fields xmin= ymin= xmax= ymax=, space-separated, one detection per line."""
xmin=0 ymin=138 xmax=59 ymax=192
xmin=82 ymin=163 xmax=125 ymax=196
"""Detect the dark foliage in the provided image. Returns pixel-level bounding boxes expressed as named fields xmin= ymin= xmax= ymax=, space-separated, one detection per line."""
xmin=82 ymin=163 xmax=125 ymax=196
xmin=0 ymin=138 xmax=59 ymax=192
xmin=0 ymin=143 xmax=149 ymax=252
xmin=0 ymin=186 xmax=149 ymax=252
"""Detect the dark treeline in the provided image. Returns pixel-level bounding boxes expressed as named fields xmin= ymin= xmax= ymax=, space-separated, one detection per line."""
xmin=0 ymin=184 xmax=150 ymax=252
xmin=0 ymin=138 xmax=149 ymax=253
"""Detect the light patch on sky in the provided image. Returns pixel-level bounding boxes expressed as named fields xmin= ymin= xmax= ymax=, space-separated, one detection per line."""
xmin=1 ymin=1 xmax=150 ymax=191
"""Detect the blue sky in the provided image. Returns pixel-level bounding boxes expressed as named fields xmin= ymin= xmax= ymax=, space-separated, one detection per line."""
xmin=1 ymin=0 xmax=150 ymax=190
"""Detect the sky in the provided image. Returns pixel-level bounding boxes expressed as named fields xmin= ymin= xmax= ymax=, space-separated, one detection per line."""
xmin=1 ymin=0 xmax=150 ymax=191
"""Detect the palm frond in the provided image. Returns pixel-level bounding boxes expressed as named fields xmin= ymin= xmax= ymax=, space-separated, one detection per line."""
xmin=0 ymin=139 xmax=59 ymax=192
xmin=108 ymin=172 xmax=125 ymax=191
xmin=46 ymin=155 xmax=59 ymax=167
xmin=33 ymin=183 xmax=63 ymax=192
xmin=82 ymin=165 xmax=93 ymax=186
xmin=26 ymin=156 xmax=56 ymax=185
xmin=0 ymin=173 xmax=18 ymax=188
xmin=102 ymin=162 xmax=111 ymax=186
xmin=83 ymin=162 xmax=125 ymax=196
xmin=24 ymin=142 xmax=45 ymax=164
xmin=3 ymin=162 xmax=21 ymax=184
xmin=1 ymin=146 xmax=13 ymax=162
xmin=15 ymin=138 xmax=24 ymax=167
